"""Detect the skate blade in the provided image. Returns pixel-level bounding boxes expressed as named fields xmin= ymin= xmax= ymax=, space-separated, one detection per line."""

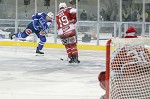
xmin=35 ymin=54 xmax=44 ymax=56
xmin=68 ymin=61 xmax=80 ymax=65
xmin=74 ymin=60 xmax=80 ymax=64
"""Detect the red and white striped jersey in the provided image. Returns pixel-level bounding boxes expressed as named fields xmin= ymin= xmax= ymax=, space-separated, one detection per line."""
xmin=56 ymin=7 xmax=77 ymax=35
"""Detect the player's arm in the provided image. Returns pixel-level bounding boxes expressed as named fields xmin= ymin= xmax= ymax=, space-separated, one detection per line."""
xmin=32 ymin=13 xmax=39 ymax=30
xmin=39 ymin=19 xmax=52 ymax=36
xmin=69 ymin=8 xmax=77 ymax=24
xmin=32 ymin=13 xmax=43 ymax=30
xmin=56 ymin=16 xmax=60 ymax=28
xmin=56 ymin=16 xmax=59 ymax=25
xmin=39 ymin=17 xmax=50 ymax=31
xmin=69 ymin=18 xmax=77 ymax=24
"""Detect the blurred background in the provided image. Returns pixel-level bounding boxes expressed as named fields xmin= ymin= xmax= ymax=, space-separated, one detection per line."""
xmin=0 ymin=0 xmax=150 ymax=45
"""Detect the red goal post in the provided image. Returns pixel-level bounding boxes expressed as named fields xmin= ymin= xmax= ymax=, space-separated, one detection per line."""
xmin=106 ymin=38 xmax=150 ymax=99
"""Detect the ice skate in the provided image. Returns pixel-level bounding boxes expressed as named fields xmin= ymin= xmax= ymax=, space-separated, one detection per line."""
xmin=10 ymin=33 xmax=26 ymax=41
xmin=10 ymin=34 xmax=16 ymax=40
xmin=72 ymin=54 xmax=80 ymax=63
xmin=36 ymin=47 xmax=44 ymax=55
xmin=68 ymin=57 xmax=74 ymax=63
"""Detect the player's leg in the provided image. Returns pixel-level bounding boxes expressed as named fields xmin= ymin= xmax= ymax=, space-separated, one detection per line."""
xmin=16 ymin=29 xmax=32 ymax=38
xmin=61 ymin=38 xmax=73 ymax=63
xmin=69 ymin=43 xmax=80 ymax=63
xmin=36 ymin=34 xmax=46 ymax=54
xmin=67 ymin=30 xmax=80 ymax=63
xmin=11 ymin=23 xmax=33 ymax=40
xmin=61 ymin=38 xmax=76 ymax=63
xmin=70 ymin=43 xmax=78 ymax=57
xmin=64 ymin=44 xmax=72 ymax=58
xmin=11 ymin=29 xmax=32 ymax=40
xmin=60 ymin=29 xmax=79 ymax=63
xmin=64 ymin=44 xmax=75 ymax=63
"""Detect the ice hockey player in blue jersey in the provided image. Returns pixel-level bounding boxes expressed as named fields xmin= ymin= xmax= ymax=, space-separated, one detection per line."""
xmin=11 ymin=12 xmax=54 ymax=54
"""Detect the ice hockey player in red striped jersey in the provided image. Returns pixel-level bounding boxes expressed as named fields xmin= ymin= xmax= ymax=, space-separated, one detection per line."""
xmin=56 ymin=2 xmax=80 ymax=63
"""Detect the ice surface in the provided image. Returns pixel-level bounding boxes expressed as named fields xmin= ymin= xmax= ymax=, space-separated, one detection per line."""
xmin=0 ymin=46 xmax=105 ymax=99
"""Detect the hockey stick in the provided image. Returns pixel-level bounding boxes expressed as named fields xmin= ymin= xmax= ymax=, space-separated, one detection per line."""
xmin=36 ymin=52 xmax=65 ymax=61
xmin=48 ymin=54 xmax=65 ymax=61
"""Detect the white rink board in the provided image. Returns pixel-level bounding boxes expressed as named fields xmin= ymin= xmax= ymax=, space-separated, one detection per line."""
xmin=0 ymin=46 xmax=105 ymax=99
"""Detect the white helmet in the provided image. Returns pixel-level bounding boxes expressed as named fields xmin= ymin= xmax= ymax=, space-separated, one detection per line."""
xmin=47 ymin=12 xmax=54 ymax=19
xmin=59 ymin=2 xmax=67 ymax=9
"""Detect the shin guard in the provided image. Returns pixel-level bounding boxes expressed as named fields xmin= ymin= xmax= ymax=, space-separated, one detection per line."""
xmin=70 ymin=43 xmax=78 ymax=57
xmin=65 ymin=44 xmax=72 ymax=58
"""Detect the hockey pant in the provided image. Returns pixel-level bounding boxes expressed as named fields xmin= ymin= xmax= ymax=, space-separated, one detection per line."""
xmin=59 ymin=30 xmax=76 ymax=39
xmin=15 ymin=29 xmax=46 ymax=51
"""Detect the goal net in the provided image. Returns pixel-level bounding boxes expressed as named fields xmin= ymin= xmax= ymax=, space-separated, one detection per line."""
xmin=106 ymin=38 xmax=150 ymax=99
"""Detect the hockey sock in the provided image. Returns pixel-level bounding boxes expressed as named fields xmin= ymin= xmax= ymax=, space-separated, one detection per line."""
xmin=38 ymin=36 xmax=46 ymax=50
xmin=15 ymin=32 xmax=28 ymax=38
xmin=70 ymin=43 xmax=78 ymax=57
xmin=65 ymin=44 xmax=72 ymax=58
xmin=38 ymin=41 xmax=45 ymax=50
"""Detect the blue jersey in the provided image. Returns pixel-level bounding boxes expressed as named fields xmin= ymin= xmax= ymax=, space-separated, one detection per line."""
xmin=32 ymin=12 xmax=52 ymax=31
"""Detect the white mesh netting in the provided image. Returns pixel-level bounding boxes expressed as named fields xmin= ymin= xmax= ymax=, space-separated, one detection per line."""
xmin=108 ymin=38 xmax=150 ymax=99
